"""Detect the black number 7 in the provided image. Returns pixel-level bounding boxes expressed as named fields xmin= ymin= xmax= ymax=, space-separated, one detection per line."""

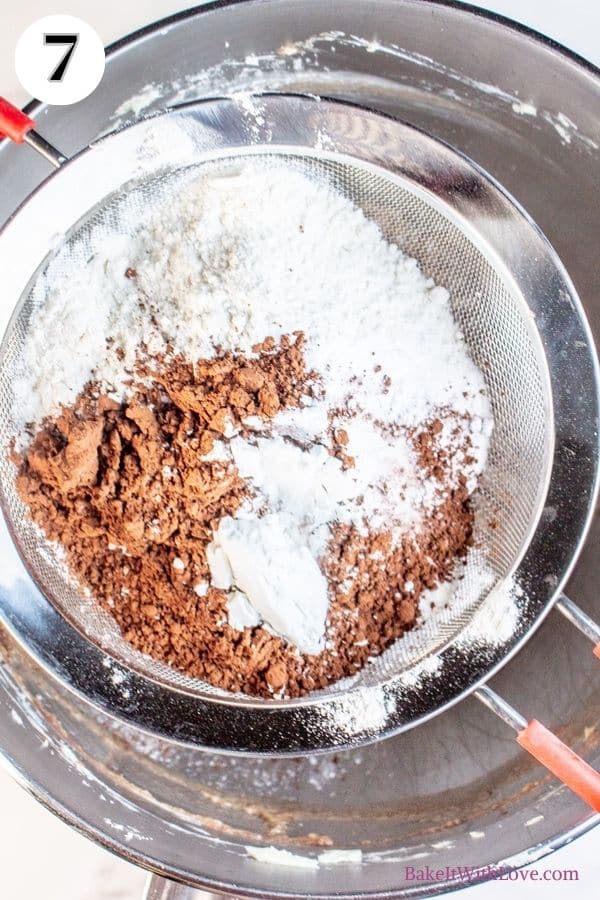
xmin=44 ymin=33 xmax=79 ymax=82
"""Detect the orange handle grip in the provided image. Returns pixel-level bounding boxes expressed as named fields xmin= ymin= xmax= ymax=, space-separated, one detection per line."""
xmin=517 ymin=719 xmax=600 ymax=811
xmin=594 ymin=642 xmax=600 ymax=660
xmin=0 ymin=96 xmax=36 ymax=143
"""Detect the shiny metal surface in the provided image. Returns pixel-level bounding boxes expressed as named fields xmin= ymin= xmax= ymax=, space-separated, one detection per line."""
xmin=0 ymin=1 xmax=599 ymax=896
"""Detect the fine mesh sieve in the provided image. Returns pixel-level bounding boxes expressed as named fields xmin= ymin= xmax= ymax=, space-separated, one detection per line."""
xmin=0 ymin=152 xmax=550 ymax=695
xmin=0 ymin=95 xmax=590 ymax=755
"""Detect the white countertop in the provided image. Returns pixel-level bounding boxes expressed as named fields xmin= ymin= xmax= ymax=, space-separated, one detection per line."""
xmin=0 ymin=2 xmax=598 ymax=898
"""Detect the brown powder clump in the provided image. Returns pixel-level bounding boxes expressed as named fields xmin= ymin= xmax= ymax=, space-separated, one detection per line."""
xmin=14 ymin=334 xmax=475 ymax=698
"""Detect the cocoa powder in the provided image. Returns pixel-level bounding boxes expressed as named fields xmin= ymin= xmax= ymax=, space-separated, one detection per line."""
xmin=15 ymin=336 xmax=474 ymax=698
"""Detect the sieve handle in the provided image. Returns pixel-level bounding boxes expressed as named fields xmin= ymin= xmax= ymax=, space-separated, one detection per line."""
xmin=0 ymin=96 xmax=35 ymax=142
xmin=143 ymin=874 xmax=226 ymax=899
xmin=555 ymin=593 xmax=600 ymax=659
xmin=0 ymin=95 xmax=66 ymax=167
xmin=476 ymin=685 xmax=600 ymax=811
xmin=517 ymin=720 xmax=600 ymax=810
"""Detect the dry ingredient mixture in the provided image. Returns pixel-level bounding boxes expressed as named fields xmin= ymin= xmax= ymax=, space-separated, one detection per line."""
xmin=11 ymin=164 xmax=493 ymax=698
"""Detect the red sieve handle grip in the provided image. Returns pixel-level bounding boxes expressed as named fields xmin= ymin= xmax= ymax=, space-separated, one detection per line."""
xmin=0 ymin=96 xmax=36 ymax=143
xmin=594 ymin=643 xmax=600 ymax=660
xmin=517 ymin=719 xmax=600 ymax=811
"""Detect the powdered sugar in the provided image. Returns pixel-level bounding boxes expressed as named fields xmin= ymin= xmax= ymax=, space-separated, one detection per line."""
xmin=213 ymin=513 xmax=329 ymax=654
xmin=457 ymin=577 xmax=523 ymax=646
xmin=229 ymin=431 xmax=429 ymax=545
xmin=416 ymin=550 xmax=522 ymax=646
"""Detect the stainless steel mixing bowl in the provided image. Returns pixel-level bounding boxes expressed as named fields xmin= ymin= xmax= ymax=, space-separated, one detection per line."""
xmin=0 ymin=1 xmax=598 ymax=897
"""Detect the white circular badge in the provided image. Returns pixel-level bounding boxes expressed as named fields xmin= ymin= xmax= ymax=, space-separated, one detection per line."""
xmin=15 ymin=15 xmax=105 ymax=106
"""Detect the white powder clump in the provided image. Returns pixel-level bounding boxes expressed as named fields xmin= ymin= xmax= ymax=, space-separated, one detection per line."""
xmin=14 ymin=163 xmax=493 ymax=654
xmin=458 ymin=578 xmax=523 ymax=646
xmin=318 ymin=849 xmax=363 ymax=865
xmin=205 ymin=544 xmax=233 ymax=590
xmin=213 ymin=513 xmax=328 ymax=654
xmin=246 ymin=846 xmax=319 ymax=869
xmin=229 ymin=436 xmax=353 ymax=555
xmin=245 ymin=845 xmax=363 ymax=869
xmin=327 ymin=686 xmax=394 ymax=734
xmin=226 ymin=589 xmax=262 ymax=631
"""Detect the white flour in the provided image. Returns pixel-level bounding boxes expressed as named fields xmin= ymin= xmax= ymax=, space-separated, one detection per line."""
xmin=13 ymin=164 xmax=493 ymax=653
